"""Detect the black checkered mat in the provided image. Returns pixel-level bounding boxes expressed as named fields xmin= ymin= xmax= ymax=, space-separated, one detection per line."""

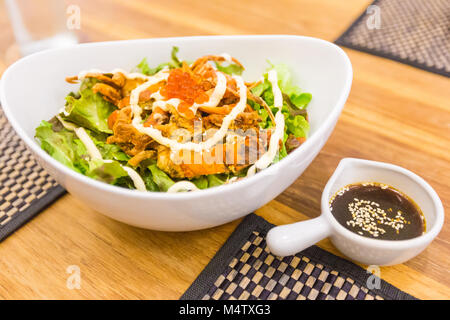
xmin=336 ymin=0 xmax=450 ymax=77
xmin=0 ymin=107 xmax=65 ymax=241
xmin=181 ymin=214 xmax=417 ymax=300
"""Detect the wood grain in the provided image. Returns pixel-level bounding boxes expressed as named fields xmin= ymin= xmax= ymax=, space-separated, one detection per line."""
xmin=0 ymin=0 xmax=449 ymax=300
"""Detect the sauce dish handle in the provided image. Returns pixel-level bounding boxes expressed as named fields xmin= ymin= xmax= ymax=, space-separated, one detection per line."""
xmin=266 ymin=216 xmax=331 ymax=257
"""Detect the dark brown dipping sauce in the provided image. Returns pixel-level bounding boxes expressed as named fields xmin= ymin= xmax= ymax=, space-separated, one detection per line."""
xmin=330 ymin=183 xmax=425 ymax=240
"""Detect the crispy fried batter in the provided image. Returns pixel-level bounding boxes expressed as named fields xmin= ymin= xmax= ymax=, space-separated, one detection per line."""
xmin=198 ymin=104 xmax=235 ymax=115
xmin=92 ymin=83 xmax=122 ymax=105
xmin=66 ymin=75 xmax=78 ymax=84
xmin=106 ymin=107 xmax=153 ymax=156
xmin=121 ymin=78 xmax=146 ymax=97
xmin=111 ymin=72 xmax=126 ymax=88
xmin=156 ymin=146 xmax=185 ymax=178
xmin=203 ymin=111 xmax=261 ymax=131
xmin=128 ymin=150 xmax=156 ymax=167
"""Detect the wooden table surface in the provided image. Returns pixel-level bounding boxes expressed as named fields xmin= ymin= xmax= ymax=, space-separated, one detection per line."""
xmin=0 ymin=0 xmax=449 ymax=300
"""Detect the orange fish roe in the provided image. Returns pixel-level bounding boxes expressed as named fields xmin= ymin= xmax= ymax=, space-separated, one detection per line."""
xmin=160 ymin=69 xmax=209 ymax=105
xmin=177 ymin=101 xmax=195 ymax=119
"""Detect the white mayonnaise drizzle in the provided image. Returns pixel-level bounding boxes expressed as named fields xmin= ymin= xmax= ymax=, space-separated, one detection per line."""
xmin=153 ymin=98 xmax=181 ymax=111
xmin=246 ymin=165 xmax=256 ymax=177
xmin=150 ymin=91 xmax=165 ymax=101
xmin=74 ymin=127 xmax=103 ymax=160
xmin=247 ymin=69 xmax=285 ymax=177
xmin=121 ymin=166 xmax=147 ymax=191
xmin=167 ymin=181 xmax=199 ymax=193
xmin=129 ymin=71 xmax=171 ymax=107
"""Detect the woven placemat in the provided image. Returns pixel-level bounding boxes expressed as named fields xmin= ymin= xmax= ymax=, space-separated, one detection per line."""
xmin=0 ymin=107 xmax=65 ymax=242
xmin=181 ymin=213 xmax=417 ymax=300
xmin=335 ymin=0 xmax=450 ymax=77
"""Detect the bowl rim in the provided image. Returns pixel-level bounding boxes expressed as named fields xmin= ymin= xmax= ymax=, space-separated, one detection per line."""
xmin=0 ymin=34 xmax=353 ymax=200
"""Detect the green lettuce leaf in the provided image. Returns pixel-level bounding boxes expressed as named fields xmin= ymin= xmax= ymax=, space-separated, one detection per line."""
xmin=273 ymin=132 xmax=289 ymax=163
xmin=207 ymin=174 xmax=226 ymax=187
xmin=140 ymin=169 xmax=160 ymax=192
xmin=97 ymin=142 xmax=130 ymax=162
xmin=252 ymin=63 xmax=312 ymax=110
xmin=192 ymin=176 xmax=209 ymax=189
xmin=87 ymin=160 xmax=128 ymax=184
xmin=270 ymin=63 xmax=301 ymax=96
xmin=290 ymin=93 xmax=312 ymax=109
xmin=64 ymin=84 xmax=116 ymax=134
xmin=114 ymin=176 xmax=136 ymax=190
xmin=214 ymin=62 xmax=244 ymax=75
xmin=35 ymin=120 xmax=89 ymax=173
xmin=285 ymin=114 xmax=310 ymax=138
xmin=136 ymin=58 xmax=167 ymax=76
xmin=148 ymin=164 xmax=175 ymax=192
xmin=136 ymin=46 xmax=182 ymax=76
xmin=271 ymin=63 xmax=312 ymax=110
xmin=170 ymin=46 xmax=182 ymax=67
xmin=36 ymin=121 xmax=131 ymax=186
xmin=87 ymin=131 xmax=130 ymax=162
xmin=262 ymin=88 xmax=274 ymax=107
xmin=250 ymin=78 xmax=270 ymax=97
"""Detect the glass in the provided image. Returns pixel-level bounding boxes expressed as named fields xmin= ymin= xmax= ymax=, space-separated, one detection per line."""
xmin=4 ymin=0 xmax=78 ymax=56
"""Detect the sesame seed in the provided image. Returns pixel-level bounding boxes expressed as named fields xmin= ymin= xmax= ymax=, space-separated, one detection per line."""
xmin=339 ymin=197 xmax=411 ymax=238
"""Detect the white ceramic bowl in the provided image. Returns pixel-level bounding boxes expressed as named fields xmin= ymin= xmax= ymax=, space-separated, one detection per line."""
xmin=0 ymin=35 xmax=352 ymax=231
